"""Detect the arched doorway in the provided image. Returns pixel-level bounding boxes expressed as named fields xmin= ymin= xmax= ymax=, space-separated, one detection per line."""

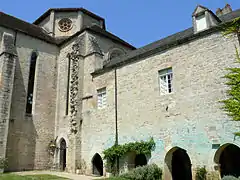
xmin=165 ymin=147 xmax=192 ymax=180
xmin=214 ymin=143 xmax=240 ymax=178
xmin=60 ymin=139 xmax=67 ymax=171
xmin=135 ymin=154 xmax=147 ymax=167
xmin=92 ymin=153 xmax=103 ymax=176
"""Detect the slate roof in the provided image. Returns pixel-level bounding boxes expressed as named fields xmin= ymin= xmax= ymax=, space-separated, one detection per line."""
xmin=92 ymin=8 xmax=240 ymax=74
xmin=0 ymin=10 xmax=135 ymax=49
xmin=0 ymin=12 xmax=57 ymax=44
xmin=0 ymin=7 xmax=240 ymax=73
xmin=58 ymin=25 xmax=136 ymax=49
xmin=33 ymin=8 xmax=105 ymax=26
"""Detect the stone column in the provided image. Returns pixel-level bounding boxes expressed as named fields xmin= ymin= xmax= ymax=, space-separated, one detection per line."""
xmin=0 ymin=32 xmax=17 ymax=172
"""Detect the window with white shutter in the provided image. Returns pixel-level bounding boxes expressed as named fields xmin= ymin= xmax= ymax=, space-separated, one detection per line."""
xmin=97 ymin=87 xmax=107 ymax=109
xmin=159 ymin=68 xmax=173 ymax=95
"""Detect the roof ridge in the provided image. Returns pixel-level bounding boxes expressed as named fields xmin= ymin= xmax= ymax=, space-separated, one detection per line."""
xmin=33 ymin=7 xmax=104 ymax=25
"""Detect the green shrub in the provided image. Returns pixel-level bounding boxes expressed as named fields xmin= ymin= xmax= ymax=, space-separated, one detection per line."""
xmin=0 ymin=158 xmax=7 ymax=169
xmin=221 ymin=175 xmax=238 ymax=180
xmin=195 ymin=166 xmax=207 ymax=180
xmin=119 ymin=164 xmax=162 ymax=180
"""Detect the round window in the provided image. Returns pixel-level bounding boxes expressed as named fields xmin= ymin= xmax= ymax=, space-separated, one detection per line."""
xmin=58 ymin=18 xmax=73 ymax=32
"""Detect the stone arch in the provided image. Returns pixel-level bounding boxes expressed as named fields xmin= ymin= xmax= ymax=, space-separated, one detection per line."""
xmin=106 ymin=48 xmax=125 ymax=63
xmin=59 ymin=138 xmax=67 ymax=171
xmin=135 ymin=154 xmax=147 ymax=168
xmin=92 ymin=153 xmax=103 ymax=176
xmin=214 ymin=143 xmax=240 ymax=178
xmin=126 ymin=151 xmax=148 ymax=170
xmin=164 ymin=147 xmax=192 ymax=180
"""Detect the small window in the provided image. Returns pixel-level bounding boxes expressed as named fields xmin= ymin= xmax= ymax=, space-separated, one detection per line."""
xmin=196 ymin=14 xmax=207 ymax=32
xmin=159 ymin=68 xmax=173 ymax=95
xmin=109 ymin=50 xmax=123 ymax=60
xmin=97 ymin=87 xmax=107 ymax=109
xmin=58 ymin=18 xmax=73 ymax=32
xmin=26 ymin=52 xmax=38 ymax=114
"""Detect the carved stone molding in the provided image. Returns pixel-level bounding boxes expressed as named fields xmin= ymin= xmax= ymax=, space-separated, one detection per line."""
xmin=67 ymin=43 xmax=83 ymax=134
xmin=67 ymin=34 xmax=103 ymax=133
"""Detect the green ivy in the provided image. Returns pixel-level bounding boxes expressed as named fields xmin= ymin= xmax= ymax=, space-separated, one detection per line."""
xmin=103 ymin=137 xmax=155 ymax=173
xmin=220 ymin=17 xmax=240 ymax=136
xmin=0 ymin=158 xmax=8 ymax=169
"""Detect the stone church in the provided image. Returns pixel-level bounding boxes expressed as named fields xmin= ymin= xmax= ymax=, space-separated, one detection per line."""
xmin=0 ymin=3 xmax=240 ymax=179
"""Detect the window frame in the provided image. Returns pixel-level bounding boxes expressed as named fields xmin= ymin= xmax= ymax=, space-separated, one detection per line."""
xmin=26 ymin=51 xmax=38 ymax=114
xmin=158 ymin=67 xmax=173 ymax=95
xmin=97 ymin=87 xmax=107 ymax=109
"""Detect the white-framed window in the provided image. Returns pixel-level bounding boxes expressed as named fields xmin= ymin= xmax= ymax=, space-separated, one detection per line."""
xmin=97 ymin=87 xmax=107 ymax=109
xmin=196 ymin=14 xmax=207 ymax=32
xmin=159 ymin=68 xmax=173 ymax=95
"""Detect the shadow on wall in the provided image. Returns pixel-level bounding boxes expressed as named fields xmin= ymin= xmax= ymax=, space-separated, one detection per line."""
xmin=214 ymin=143 xmax=240 ymax=178
xmin=5 ymin=57 xmax=37 ymax=172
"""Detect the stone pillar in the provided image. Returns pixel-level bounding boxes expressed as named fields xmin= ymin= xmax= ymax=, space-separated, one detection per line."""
xmin=0 ymin=32 xmax=17 ymax=172
xmin=49 ymin=10 xmax=55 ymax=37
xmin=77 ymin=11 xmax=83 ymax=31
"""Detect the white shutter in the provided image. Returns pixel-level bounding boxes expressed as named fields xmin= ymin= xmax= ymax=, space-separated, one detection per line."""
xmin=159 ymin=75 xmax=168 ymax=95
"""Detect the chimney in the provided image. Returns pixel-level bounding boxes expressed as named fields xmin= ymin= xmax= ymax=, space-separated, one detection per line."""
xmin=222 ymin=4 xmax=232 ymax=14
xmin=216 ymin=8 xmax=222 ymax=17
xmin=216 ymin=4 xmax=232 ymax=17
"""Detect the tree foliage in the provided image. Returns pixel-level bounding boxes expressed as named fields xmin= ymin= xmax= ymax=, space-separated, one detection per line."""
xmin=221 ymin=47 xmax=240 ymax=121
xmin=220 ymin=17 xmax=240 ymax=44
xmin=221 ymin=17 xmax=240 ymax=136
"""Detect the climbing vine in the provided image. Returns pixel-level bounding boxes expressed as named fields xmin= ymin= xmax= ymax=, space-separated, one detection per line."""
xmin=220 ymin=17 xmax=240 ymax=136
xmin=103 ymin=137 xmax=155 ymax=173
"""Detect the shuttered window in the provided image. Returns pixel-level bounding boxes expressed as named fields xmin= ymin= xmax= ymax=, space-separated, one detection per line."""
xmin=159 ymin=68 xmax=173 ymax=95
xmin=97 ymin=87 xmax=107 ymax=109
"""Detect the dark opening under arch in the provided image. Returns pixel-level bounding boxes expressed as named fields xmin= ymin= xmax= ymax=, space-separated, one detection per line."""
xmin=135 ymin=154 xmax=147 ymax=167
xmin=60 ymin=139 xmax=67 ymax=171
xmin=169 ymin=148 xmax=192 ymax=180
xmin=92 ymin=153 xmax=103 ymax=176
xmin=218 ymin=144 xmax=240 ymax=178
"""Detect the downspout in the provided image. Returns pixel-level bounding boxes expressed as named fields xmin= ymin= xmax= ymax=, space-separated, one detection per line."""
xmin=114 ymin=68 xmax=119 ymax=174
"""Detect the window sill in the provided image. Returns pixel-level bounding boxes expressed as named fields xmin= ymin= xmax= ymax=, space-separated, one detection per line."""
xmin=160 ymin=92 xmax=174 ymax=96
xmin=25 ymin=113 xmax=32 ymax=117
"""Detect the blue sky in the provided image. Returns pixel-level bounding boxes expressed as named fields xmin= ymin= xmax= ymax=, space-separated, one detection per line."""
xmin=1 ymin=0 xmax=240 ymax=48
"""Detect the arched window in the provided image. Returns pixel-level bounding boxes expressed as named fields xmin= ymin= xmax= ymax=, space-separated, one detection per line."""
xmin=26 ymin=52 xmax=38 ymax=114
xmin=109 ymin=49 xmax=124 ymax=61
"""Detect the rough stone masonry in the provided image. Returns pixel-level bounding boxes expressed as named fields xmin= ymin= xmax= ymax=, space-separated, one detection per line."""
xmin=0 ymin=3 xmax=240 ymax=180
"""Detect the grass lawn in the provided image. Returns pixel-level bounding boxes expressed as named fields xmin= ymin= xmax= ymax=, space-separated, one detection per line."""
xmin=99 ymin=178 xmax=127 ymax=180
xmin=0 ymin=174 xmax=69 ymax=180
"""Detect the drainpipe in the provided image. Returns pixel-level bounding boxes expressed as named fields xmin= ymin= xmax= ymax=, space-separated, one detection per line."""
xmin=114 ymin=68 xmax=119 ymax=174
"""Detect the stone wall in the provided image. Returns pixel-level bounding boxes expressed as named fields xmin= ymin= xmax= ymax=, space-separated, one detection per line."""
xmin=90 ymin=32 xmax=240 ymax=177
xmin=55 ymin=30 xmax=134 ymax=174
xmin=0 ymin=32 xmax=17 ymax=172
xmin=0 ymin=26 xmax=59 ymax=171
xmin=54 ymin=12 xmax=79 ymax=37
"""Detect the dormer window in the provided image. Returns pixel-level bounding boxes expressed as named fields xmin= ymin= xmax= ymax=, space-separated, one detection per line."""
xmin=192 ymin=5 xmax=221 ymax=34
xmin=196 ymin=13 xmax=207 ymax=32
